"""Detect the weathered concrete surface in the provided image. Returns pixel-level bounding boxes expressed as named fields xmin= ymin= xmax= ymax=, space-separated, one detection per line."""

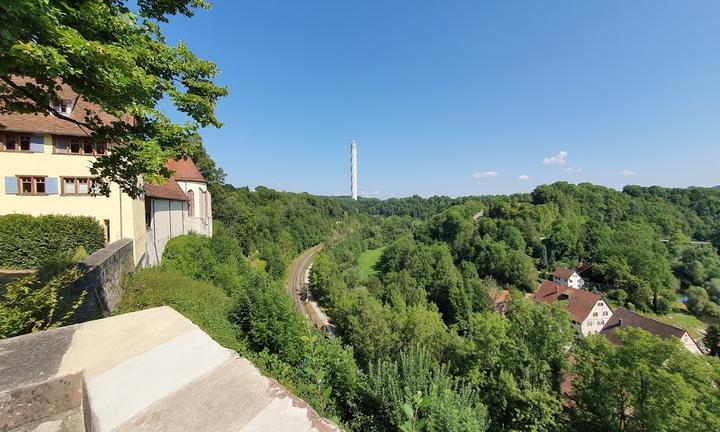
xmin=0 ymin=373 xmax=84 ymax=432
xmin=0 ymin=307 xmax=340 ymax=432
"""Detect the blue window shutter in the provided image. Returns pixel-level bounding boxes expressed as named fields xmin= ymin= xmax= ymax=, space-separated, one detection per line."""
xmin=30 ymin=135 xmax=44 ymax=153
xmin=4 ymin=177 xmax=17 ymax=194
xmin=46 ymin=177 xmax=58 ymax=194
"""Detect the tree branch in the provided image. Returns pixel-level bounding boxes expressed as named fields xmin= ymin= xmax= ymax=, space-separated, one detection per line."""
xmin=0 ymin=75 xmax=95 ymax=133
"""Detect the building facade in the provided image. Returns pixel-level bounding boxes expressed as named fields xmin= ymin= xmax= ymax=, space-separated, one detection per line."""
xmin=533 ymin=280 xmax=613 ymax=337
xmin=144 ymin=159 xmax=212 ymax=266
xmin=552 ymin=267 xmax=585 ymax=289
xmin=0 ymin=83 xmax=148 ymax=264
xmin=0 ymin=79 xmax=211 ymax=267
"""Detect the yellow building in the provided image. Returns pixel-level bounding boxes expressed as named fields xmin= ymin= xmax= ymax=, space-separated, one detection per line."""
xmin=0 ymin=88 xmax=147 ymax=264
xmin=0 ymin=80 xmax=211 ymax=266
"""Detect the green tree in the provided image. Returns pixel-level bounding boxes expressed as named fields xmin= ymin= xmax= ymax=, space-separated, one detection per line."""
xmin=572 ymin=329 xmax=720 ymax=432
xmin=364 ymin=347 xmax=488 ymax=432
xmin=686 ymin=286 xmax=710 ymax=315
xmin=1 ymin=0 xmax=227 ymax=196
xmin=706 ymin=324 xmax=720 ymax=357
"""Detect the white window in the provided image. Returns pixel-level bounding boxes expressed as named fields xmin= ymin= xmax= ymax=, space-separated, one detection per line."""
xmin=78 ymin=178 xmax=89 ymax=194
xmin=64 ymin=178 xmax=76 ymax=194
xmin=597 ymin=302 xmax=604 ymax=306
xmin=593 ymin=312 xmax=598 ymax=317
xmin=61 ymin=177 xmax=93 ymax=195
xmin=603 ymin=311 xmax=608 ymax=316
xmin=52 ymin=99 xmax=72 ymax=115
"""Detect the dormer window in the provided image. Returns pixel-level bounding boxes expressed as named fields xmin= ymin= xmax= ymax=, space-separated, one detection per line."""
xmin=51 ymin=99 xmax=73 ymax=116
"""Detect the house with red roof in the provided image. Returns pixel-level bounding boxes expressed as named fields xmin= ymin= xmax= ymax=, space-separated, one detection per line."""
xmin=552 ymin=267 xmax=585 ymax=289
xmin=0 ymin=77 xmax=212 ymax=266
xmin=600 ymin=307 xmax=702 ymax=354
xmin=533 ymin=280 xmax=613 ymax=337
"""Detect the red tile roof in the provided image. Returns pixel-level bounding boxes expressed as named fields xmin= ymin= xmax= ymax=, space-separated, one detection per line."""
xmin=552 ymin=267 xmax=576 ymax=280
xmin=166 ymin=158 xmax=205 ymax=182
xmin=144 ymin=158 xmax=204 ymax=201
xmin=600 ymin=307 xmax=698 ymax=350
xmin=576 ymin=262 xmax=593 ymax=274
xmin=0 ymin=77 xmax=129 ymax=137
xmin=144 ymin=177 xmax=189 ymax=201
xmin=494 ymin=289 xmax=510 ymax=304
xmin=533 ymin=280 xmax=602 ymax=323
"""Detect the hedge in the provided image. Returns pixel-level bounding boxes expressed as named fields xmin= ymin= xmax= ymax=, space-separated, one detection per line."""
xmin=0 ymin=214 xmax=105 ymax=269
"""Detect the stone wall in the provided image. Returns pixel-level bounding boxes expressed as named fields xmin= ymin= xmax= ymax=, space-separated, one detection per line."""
xmin=70 ymin=238 xmax=135 ymax=323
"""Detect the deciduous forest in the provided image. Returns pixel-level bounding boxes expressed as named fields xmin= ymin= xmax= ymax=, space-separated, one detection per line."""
xmin=118 ymin=153 xmax=720 ymax=431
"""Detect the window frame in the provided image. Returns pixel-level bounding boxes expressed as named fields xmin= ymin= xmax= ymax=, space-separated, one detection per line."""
xmin=187 ymin=189 xmax=195 ymax=217
xmin=16 ymin=175 xmax=48 ymax=195
xmin=60 ymin=176 xmax=95 ymax=196
xmin=144 ymin=199 xmax=153 ymax=230
xmin=2 ymin=133 xmax=33 ymax=152
xmin=53 ymin=135 xmax=109 ymax=156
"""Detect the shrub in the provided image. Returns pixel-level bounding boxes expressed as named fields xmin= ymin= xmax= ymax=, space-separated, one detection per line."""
xmin=0 ymin=267 xmax=84 ymax=339
xmin=0 ymin=214 xmax=104 ymax=269
xmin=116 ymin=267 xmax=248 ymax=354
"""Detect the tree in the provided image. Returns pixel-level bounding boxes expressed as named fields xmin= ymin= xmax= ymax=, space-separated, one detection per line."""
xmin=364 ymin=347 xmax=488 ymax=432
xmin=572 ymin=329 xmax=720 ymax=432
xmin=706 ymin=324 xmax=720 ymax=357
xmin=1 ymin=0 xmax=227 ymax=196
xmin=686 ymin=286 xmax=710 ymax=315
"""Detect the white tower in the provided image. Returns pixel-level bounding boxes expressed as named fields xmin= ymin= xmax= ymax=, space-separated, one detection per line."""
xmin=350 ymin=140 xmax=358 ymax=200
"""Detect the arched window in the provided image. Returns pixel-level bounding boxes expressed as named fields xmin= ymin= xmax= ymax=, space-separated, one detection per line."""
xmin=199 ymin=189 xmax=205 ymax=218
xmin=203 ymin=190 xmax=209 ymax=218
xmin=187 ymin=190 xmax=195 ymax=217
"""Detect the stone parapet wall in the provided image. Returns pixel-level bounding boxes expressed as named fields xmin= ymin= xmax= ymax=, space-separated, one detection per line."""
xmin=70 ymin=238 xmax=135 ymax=322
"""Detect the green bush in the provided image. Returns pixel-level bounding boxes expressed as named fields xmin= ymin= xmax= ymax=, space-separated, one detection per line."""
xmin=0 ymin=214 xmax=105 ymax=269
xmin=116 ymin=267 xmax=248 ymax=355
xmin=0 ymin=267 xmax=84 ymax=339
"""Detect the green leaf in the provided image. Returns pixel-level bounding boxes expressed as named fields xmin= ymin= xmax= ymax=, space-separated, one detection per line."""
xmin=402 ymin=403 xmax=415 ymax=420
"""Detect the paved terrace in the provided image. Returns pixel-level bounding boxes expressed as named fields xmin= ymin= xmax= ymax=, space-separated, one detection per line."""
xmin=0 ymin=307 xmax=340 ymax=432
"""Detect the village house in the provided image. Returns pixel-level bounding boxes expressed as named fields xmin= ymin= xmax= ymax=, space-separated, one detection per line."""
xmin=552 ymin=267 xmax=585 ymax=289
xmin=533 ymin=280 xmax=613 ymax=337
xmin=0 ymin=78 xmax=211 ymax=267
xmin=600 ymin=307 xmax=702 ymax=354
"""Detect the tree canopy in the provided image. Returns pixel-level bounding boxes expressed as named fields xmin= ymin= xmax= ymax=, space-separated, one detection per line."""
xmin=0 ymin=0 xmax=227 ymax=196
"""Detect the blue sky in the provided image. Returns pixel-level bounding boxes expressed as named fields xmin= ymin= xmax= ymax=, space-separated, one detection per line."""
xmin=159 ymin=0 xmax=720 ymax=197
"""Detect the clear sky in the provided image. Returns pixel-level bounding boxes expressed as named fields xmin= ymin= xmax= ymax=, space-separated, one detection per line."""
xmin=159 ymin=0 xmax=720 ymax=197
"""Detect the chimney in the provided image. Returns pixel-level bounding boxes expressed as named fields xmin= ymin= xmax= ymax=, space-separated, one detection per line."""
xmin=618 ymin=319 xmax=623 ymax=328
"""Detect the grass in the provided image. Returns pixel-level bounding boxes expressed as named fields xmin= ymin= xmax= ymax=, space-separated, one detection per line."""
xmin=357 ymin=247 xmax=384 ymax=279
xmin=116 ymin=267 xmax=248 ymax=355
xmin=646 ymin=310 xmax=709 ymax=341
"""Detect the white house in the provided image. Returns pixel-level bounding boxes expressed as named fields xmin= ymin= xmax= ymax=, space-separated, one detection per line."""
xmin=143 ymin=158 xmax=212 ymax=266
xmin=552 ymin=267 xmax=585 ymax=289
xmin=533 ymin=280 xmax=613 ymax=337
